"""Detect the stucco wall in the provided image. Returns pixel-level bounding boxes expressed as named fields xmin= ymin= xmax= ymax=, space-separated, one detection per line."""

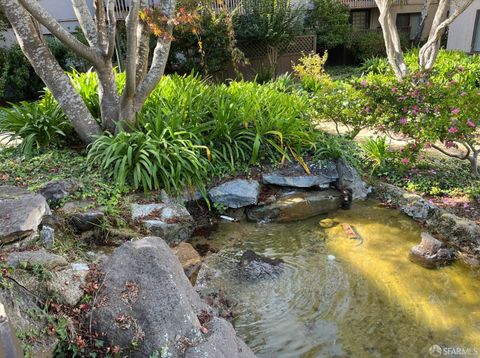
xmin=38 ymin=0 xmax=95 ymax=34
xmin=447 ymin=0 xmax=480 ymax=52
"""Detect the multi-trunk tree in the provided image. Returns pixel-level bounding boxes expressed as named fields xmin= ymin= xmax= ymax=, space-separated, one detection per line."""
xmin=374 ymin=0 xmax=474 ymax=78
xmin=0 ymin=0 xmax=176 ymax=143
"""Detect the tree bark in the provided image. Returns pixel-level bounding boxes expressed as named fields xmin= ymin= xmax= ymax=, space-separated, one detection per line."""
xmin=0 ymin=0 xmax=102 ymax=143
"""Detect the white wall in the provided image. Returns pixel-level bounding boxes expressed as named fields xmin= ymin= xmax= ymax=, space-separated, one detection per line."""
xmin=447 ymin=0 xmax=480 ymax=53
xmin=38 ymin=0 xmax=95 ymax=34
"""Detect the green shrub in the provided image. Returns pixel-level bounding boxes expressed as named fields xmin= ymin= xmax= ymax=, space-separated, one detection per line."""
xmin=361 ymin=136 xmax=395 ymax=174
xmin=0 ymin=93 xmax=75 ymax=154
xmin=349 ymin=31 xmax=387 ymax=63
xmin=304 ymin=0 xmax=352 ymax=50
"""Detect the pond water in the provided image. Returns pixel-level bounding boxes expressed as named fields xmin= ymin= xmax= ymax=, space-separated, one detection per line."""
xmin=193 ymin=201 xmax=480 ymax=358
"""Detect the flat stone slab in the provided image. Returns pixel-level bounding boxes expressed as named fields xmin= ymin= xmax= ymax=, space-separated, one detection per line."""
xmin=263 ymin=162 xmax=338 ymax=188
xmin=6 ymin=249 xmax=68 ymax=269
xmin=246 ymin=190 xmax=341 ymax=223
xmin=0 ymin=186 xmax=50 ymax=244
xmin=410 ymin=232 xmax=455 ymax=269
xmin=209 ymin=179 xmax=260 ymax=209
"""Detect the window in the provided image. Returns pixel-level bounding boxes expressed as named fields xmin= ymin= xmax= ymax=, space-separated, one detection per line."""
xmin=472 ymin=10 xmax=480 ymax=52
xmin=396 ymin=12 xmax=421 ymax=40
xmin=351 ymin=11 xmax=370 ymax=30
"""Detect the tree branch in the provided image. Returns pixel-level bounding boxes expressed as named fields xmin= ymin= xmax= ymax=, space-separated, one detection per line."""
xmin=17 ymin=0 xmax=101 ymax=65
xmin=432 ymin=143 xmax=471 ymax=160
xmin=122 ymin=0 xmax=141 ymax=102
xmin=106 ymin=0 xmax=117 ymax=59
xmin=95 ymin=0 xmax=108 ymax=51
xmin=71 ymin=0 xmax=98 ymax=47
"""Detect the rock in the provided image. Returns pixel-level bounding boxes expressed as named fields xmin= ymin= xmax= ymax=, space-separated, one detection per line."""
xmin=263 ymin=162 xmax=338 ymax=189
xmin=0 ymin=186 xmax=50 ymax=244
xmin=48 ymin=268 xmax=88 ymax=306
xmin=172 ymin=242 xmax=202 ymax=281
xmin=0 ymin=284 xmax=58 ymax=356
xmin=6 ymin=249 xmax=68 ymax=269
xmin=132 ymin=203 xmax=195 ymax=244
xmin=246 ymin=190 xmax=341 ymax=223
xmin=92 ymin=237 xmax=253 ymax=357
xmin=59 ymin=200 xmax=105 ymax=233
xmin=410 ymin=232 xmax=455 ymax=269
xmin=238 ymin=250 xmax=284 ymax=280
xmin=70 ymin=210 xmax=104 ymax=233
xmin=374 ymin=183 xmax=436 ymax=221
xmin=39 ymin=225 xmax=55 ymax=248
xmin=38 ymin=179 xmax=82 ymax=203
xmin=427 ymin=212 xmax=480 ymax=248
xmin=209 ymin=180 xmax=260 ymax=209
xmin=319 ymin=218 xmax=338 ymax=228
xmin=336 ymin=159 xmax=371 ymax=200
xmin=185 ymin=317 xmax=255 ymax=358
xmin=71 ymin=262 xmax=89 ymax=271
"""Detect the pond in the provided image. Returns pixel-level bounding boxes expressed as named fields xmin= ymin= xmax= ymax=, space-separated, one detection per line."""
xmin=193 ymin=201 xmax=480 ymax=357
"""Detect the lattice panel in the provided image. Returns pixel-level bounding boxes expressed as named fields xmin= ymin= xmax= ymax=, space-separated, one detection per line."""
xmin=238 ymin=41 xmax=270 ymax=59
xmin=279 ymin=35 xmax=317 ymax=54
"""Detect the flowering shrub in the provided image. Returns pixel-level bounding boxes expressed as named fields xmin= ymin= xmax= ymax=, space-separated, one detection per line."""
xmin=356 ymin=71 xmax=480 ymax=175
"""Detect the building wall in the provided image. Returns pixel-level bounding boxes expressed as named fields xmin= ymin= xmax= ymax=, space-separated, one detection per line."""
xmin=38 ymin=0 xmax=95 ymax=34
xmin=369 ymin=2 xmax=439 ymax=40
xmin=447 ymin=0 xmax=480 ymax=53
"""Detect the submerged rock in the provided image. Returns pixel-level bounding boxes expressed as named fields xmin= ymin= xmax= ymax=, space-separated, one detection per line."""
xmin=246 ymin=190 xmax=341 ymax=223
xmin=262 ymin=162 xmax=338 ymax=189
xmin=238 ymin=250 xmax=284 ymax=280
xmin=172 ymin=242 xmax=202 ymax=281
xmin=93 ymin=237 xmax=254 ymax=357
xmin=0 ymin=186 xmax=50 ymax=245
xmin=132 ymin=202 xmax=194 ymax=243
xmin=209 ymin=179 xmax=260 ymax=209
xmin=336 ymin=160 xmax=371 ymax=200
xmin=410 ymin=232 xmax=455 ymax=269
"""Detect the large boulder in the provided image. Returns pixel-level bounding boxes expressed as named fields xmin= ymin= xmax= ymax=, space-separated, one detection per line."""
xmin=336 ymin=160 xmax=371 ymax=200
xmin=0 ymin=186 xmax=50 ymax=245
xmin=38 ymin=179 xmax=82 ymax=203
xmin=131 ymin=203 xmax=194 ymax=244
xmin=262 ymin=162 xmax=338 ymax=189
xmin=410 ymin=232 xmax=455 ymax=269
xmin=427 ymin=212 xmax=480 ymax=249
xmin=92 ymin=237 xmax=254 ymax=357
xmin=209 ymin=180 xmax=260 ymax=209
xmin=246 ymin=190 xmax=341 ymax=223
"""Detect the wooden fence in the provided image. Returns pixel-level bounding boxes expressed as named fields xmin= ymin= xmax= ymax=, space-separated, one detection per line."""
xmin=227 ymin=34 xmax=317 ymax=80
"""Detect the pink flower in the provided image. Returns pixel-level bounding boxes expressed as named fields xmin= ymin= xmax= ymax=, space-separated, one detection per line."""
xmin=401 ymin=158 xmax=410 ymax=165
xmin=449 ymin=80 xmax=457 ymax=85
xmin=399 ymin=117 xmax=408 ymax=125
xmin=445 ymin=141 xmax=455 ymax=148
xmin=460 ymin=92 xmax=467 ymax=97
xmin=451 ymin=108 xmax=460 ymax=115
xmin=458 ymin=66 xmax=465 ymax=72
xmin=467 ymin=119 xmax=476 ymax=128
xmin=448 ymin=127 xmax=458 ymax=134
xmin=424 ymin=142 xmax=432 ymax=148
xmin=391 ymin=87 xmax=398 ymax=93
xmin=360 ymin=79 xmax=367 ymax=87
xmin=364 ymin=106 xmax=371 ymax=113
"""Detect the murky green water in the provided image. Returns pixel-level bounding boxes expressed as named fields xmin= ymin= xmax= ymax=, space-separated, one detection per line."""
xmin=193 ymin=201 xmax=480 ymax=358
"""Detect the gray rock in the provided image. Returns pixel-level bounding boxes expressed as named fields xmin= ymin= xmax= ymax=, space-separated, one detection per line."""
xmin=71 ymin=262 xmax=89 ymax=271
xmin=70 ymin=210 xmax=104 ymax=233
xmin=39 ymin=225 xmax=55 ymax=248
xmin=0 ymin=284 xmax=58 ymax=357
xmin=336 ymin=160 xmax=371 ymax=200
xmin=93 ymin=237 xmax=253 ymax=357
xmin=6 ymin=249 xmax=67 ymax=269
xmin=132 ymin=203 xmax=194 ymax=243
xmin=185 ymin=317 xmax=255 ymax=358
xmin=48 ymin=268 xmax=88 ymax=306
xmin=427 ymin=212 xmax=480 ymax=248
xmin=263 ymin=162 xmax=338 ymax=189
xmin=246 ymin=190 xmax=341 ymax=223
xmin=410 ymin=232 xmax=455 ymax=269
xmin=238 ymin=250 xmax=284 ymax=280
xmin=0 ymin=186 xmax=50 ymax=244
xmin=38 ymin=179 xmax=82 ymax=203
xmin=209 ymin=180 xmax=260 ymax=209
xmin=374 ymin=183 xmax=436 ymax=221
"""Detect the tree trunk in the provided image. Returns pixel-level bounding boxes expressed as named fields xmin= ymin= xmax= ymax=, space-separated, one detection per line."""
xmin=96 ymin=61 xmax=120 ymax=133
xmin=0 ymin=0 xmax=102 ymax=143
xmin=376 ymin=1 xmax=408 ymax=79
